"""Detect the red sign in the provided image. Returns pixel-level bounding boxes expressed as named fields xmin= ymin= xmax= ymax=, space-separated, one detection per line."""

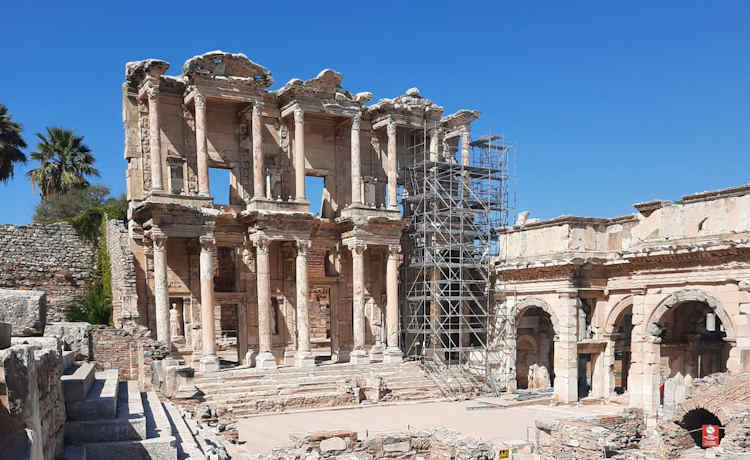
xmin=702 ymin=425 xmax=720 ymax=448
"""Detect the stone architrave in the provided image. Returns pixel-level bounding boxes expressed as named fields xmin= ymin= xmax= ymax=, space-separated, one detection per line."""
xmin=0 ymin=289 xmax=47 ymax=337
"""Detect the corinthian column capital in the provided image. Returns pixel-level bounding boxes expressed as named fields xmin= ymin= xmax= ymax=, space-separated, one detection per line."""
xmin=199 ymin=234 xmax=215 ymax=251
xmin=147 ymin=86 xmax=160 ymax=101
xmin=351 ymin=112 xmax=361 ymax=130
xmin=294 ymin=107 xmax=304 ymax=123
xmin=194 ymin=93 xmax=206 ymax=109
xmin=386 ymin=119 xmax=397 ymax=137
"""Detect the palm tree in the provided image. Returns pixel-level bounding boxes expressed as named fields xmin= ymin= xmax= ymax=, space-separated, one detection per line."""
xmin=0 ymin=103 xmax=27 ymax=183
xmin=27 ymin=127 xmax=99 ymax=199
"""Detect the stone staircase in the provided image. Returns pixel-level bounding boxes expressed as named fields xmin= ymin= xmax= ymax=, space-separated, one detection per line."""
xmin=58 ymin=361 xmax=207 ymax=460
xmin=192 ymin=360 xmax=481 ymax=420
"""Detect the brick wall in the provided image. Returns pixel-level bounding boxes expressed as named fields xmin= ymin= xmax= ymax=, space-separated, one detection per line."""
xmin=91 ymin=325 xmax=167 ymax=389
xmin=0 ymin=223 xmax=96 ymax=322
xmin=105 ymin=219 xmax=139 ymax=328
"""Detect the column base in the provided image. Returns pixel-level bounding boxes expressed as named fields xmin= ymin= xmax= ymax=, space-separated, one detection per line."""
xmin=350 ymin=349 xmax=370 ymax=364
xmin=244 ymin=350 xmax=258 ymax=367
xmin=295 ymin=351 xmax=316 ymax=367
xmin=199 ymin=355 xmax=220 ymax=373
xmin=368 ymin=344 xmax=385 ymax=362
xmin=383 ymin=347 xmax=403 ymax=363
xmin=256 ymin=351 xmax=277 ymax=370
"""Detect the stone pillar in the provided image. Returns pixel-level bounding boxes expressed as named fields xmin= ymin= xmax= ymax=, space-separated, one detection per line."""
xmin=152 ymin=231 xmax=170 ymax=349
xmin=294 ymin=107 xmax=306 ymax=202
xmin=147 ymin=87 xmax=164 ymax=191
xmin=199 ymin=235 xmax=219 ymax=372
xmin=195 ymin=94 xmax=210 ymax=197
xmin=628 ymin=289 xmax=647 ymax=409
xmin=295 ymin=240 xmax=315 ymax=367
xmin=252 ymin=101 xmax=264 ymax=200
xmin=348 ymin=241 xmax=369 ymax=364
xmin=386 ymin=119 xmax=398 ymax=210
xmin=429 ymin=127 xmax=440 ymax=162
xmin=603 ymin=336 xmax=617 ymax=399
xmin=641 ymin=335 xmax=662 ymax=415
xmin=254 ymin=237 xmax=276 ymax=369
xmin=461 ymin=124 xmax=471 ymax=167
xmin=350 ymin=113 xmax=362 ymax=206
xmin=553 ymin=289 xmax=579 ymax=404
xmin=384 ymin=244 xmax=403 ymax=362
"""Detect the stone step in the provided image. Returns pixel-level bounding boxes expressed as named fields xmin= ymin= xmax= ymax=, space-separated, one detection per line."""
xmin=194 ymin=368 xmax=426 ymax=389
xmin=61 ymin=445 xmax=86 ymax=460
xmin=162 ymin=400 xmax=205 ymax=459
xmin=193 ymin=362 xmax=413 ymax=382
xmin=76 ymin=390 xmax=177 ymax=460
xmin=66 ymin=370 xmax=120 ymax=420
xmin=61 ymin=362 xmax=97 ymax=402
xmin=65 ymin=381 xmax=146 ymax=444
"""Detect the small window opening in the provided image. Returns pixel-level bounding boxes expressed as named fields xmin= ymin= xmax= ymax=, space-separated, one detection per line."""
xmin=169 ymin=164 xmax=184 ymax=195
xmin=305 ymin=176 xmax=324 ymax=215
xmin=209 ymin=168 xmax=231 ymax=205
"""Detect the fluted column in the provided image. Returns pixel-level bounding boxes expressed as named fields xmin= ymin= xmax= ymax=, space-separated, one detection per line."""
xmin=386 ymin=119 xmax=398 ymax=210
xmin=461 ymin=124 xmax=471 ymax=167
xmin=152 ymin=231 xmax=169 ymax=348
xmin=252 ymin=102 xmax=264 ymax=200
xmin=147 ymin=87 xmax=163 ymax=191
xmin=350 ymin=113 xmax=362 ymax=206
xmin=348 ymin=241 xmax=369 ymax=364
xmin=199 ymin=235 xmax=219 ymax=372
xmin=254 ymin=237 xmax=277 ymax=369
xmin=294 ymin=107 xmax=306 ymax=202
xmin=384 ymin=244 xmax=403 ymax=362
xmin=295 ymin=240 xmax=315 ymax=367
xmin=195 ymin=94 xmax=210 ymax=197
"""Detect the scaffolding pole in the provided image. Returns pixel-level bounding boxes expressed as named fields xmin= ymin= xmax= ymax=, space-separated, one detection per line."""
xmin=399 ymin=120 xmax=514 ymax=394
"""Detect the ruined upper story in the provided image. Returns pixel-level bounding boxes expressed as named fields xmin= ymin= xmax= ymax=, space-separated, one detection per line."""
xmin=497 ymin=183 xmax=750 ymax=267
xmin=122 ymin=50 xmax=481 ymax=224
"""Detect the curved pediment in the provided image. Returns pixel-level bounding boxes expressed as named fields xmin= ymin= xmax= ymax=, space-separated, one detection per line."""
xmin=181 ymin=50 xmax=273 ymax=88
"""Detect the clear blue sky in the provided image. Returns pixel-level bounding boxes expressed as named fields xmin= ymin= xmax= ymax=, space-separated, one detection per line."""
xmin=2 ymin=1 xmax=748 ymax=225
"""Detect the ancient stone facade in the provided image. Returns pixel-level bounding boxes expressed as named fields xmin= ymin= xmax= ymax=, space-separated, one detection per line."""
xmin=495 ymin=183 xmax=750 ymax=412
xmin=121 ymin=50 xmax=480 ymax=371
xmin=0 ymin=223 xmax=96 ymax=322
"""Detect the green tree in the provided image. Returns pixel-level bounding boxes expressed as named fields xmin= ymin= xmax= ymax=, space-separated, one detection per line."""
xmin=0 ymin=103 xmax=27 ymax=183
xmin=32 ymin=184 xmax=111 ymax=223
xmin=27 ymin=127 xmax=99 ymax=199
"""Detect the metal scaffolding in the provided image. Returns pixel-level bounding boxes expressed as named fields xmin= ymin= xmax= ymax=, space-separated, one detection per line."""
xmin=399 ymin=120 xmax=513 ymax=392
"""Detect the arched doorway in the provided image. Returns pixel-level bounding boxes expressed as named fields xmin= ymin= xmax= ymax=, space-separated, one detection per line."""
xmin=515 ymin=306 xmax=555 ymax=389
xmin=680 ymin=408 xmax=724 ymax=448
xmin=611 ymin=304 xmax=633 ymax=394
xmin=657 ymin=300 xmax=729 ymax=378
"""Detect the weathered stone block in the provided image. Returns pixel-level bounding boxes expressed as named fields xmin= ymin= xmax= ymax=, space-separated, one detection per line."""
xmin=0 ymin=289 xmax=46 ymax=336
xmin=320 ymin=436 xmax=347 ymax=452
xmin=44 ymin=322 xmax=92 ymax=361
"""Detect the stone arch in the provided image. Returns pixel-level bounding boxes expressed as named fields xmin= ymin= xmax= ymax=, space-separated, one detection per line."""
xmin=646 ymin=289 xmax=735 ymax=339
xmin=514 ymin=297 xmax=560 ymax=335
xmin=604 ymin=295 xmax=633 ymax=335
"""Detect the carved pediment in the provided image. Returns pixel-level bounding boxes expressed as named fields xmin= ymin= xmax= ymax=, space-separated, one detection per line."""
xmin=181 ymin=50 xmax=273 ymax=88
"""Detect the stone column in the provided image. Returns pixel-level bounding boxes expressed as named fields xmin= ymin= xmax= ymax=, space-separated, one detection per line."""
xmin=195 ymin=94 xmax=210 ymax=197
xmin=152 ymin=231 xmax=170 ymax=348
xmin=386 ymin=119 xmax=398 ymax=210
xmin=294 ymin=107 xmax=306 ymax=202
xmin=461 ymin=124 xmax=471 ymax=167
xmin=628 ymin=288 xmax=647 ymax=409
xmin=252 ymin=102 xmax=264 ymax=200
xmin=350 ymin=113 xmax=362 ymax=206
xmin=147 ymin=87 xmax=164 ymax=191
xmin=553 ymin=289 xmax=579 ymax=404
xmin=384 ymin=244 xmax=403 ymax=362
xmin=254 ymin=237 xmax=276 ymax=369
xmin=348 ymin=241 xmax=369 ymax=364
xmin=295 ymin=240 xmax=315 ymax=367
xmin=199 ymin=235 xmax=219 ymax=372
xmin=641 ymin=335 xmax=662 ymax=415
xmin=429 ymin=127 xmax=440 ymax=162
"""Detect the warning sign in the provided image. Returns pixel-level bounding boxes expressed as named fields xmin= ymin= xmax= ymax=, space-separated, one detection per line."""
xmin=497 ymin=448 xmax=510 ymax=459
xmin=702 ymin=424 xmax=720 ymax=448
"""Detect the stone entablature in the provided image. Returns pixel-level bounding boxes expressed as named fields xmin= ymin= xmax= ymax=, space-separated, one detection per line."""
xmin=493 ymin=183 xmax=750 ymax=412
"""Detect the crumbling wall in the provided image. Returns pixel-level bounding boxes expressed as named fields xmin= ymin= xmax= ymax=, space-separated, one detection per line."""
xmin=0 ymin=223 xmax=95 ymax=322
xmin=105 ymin=219 xmax=139 ymax=328
xmin=258 ymin=428 xmax=498 ymax=460
xmin=0 ymin=342 xmax=66 ymax=460
xmin=90 ymin=325 xmax=167 ymax=389
xmin=536 ymin=408 xmax=644 ymax=459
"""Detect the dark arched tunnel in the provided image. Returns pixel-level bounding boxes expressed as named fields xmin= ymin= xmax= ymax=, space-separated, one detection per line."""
xmin=679 ymin=408 xmax=724 ymax=448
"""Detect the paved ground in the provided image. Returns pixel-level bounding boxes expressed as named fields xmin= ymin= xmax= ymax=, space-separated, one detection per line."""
xmin=238 ymin=398 xmax=624 ymax=455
